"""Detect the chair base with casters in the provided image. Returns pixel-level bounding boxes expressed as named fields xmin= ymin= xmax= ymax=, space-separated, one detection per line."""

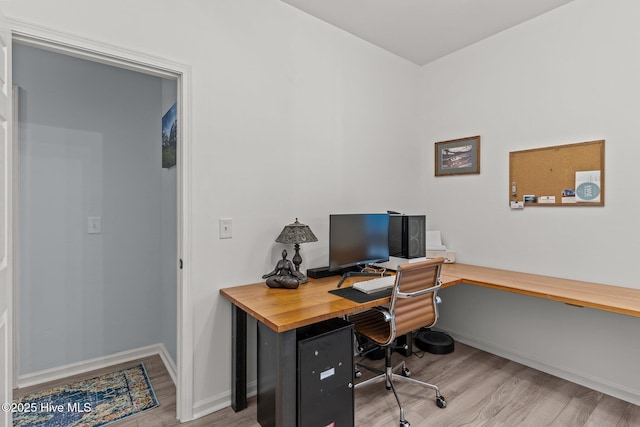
xmin=353 ymin=339 xmax=446 ymax=427
xmin=354 ymin=334 xmax=447 ymax=427
xmin=348 ymin=258 xmax=447 ymax=427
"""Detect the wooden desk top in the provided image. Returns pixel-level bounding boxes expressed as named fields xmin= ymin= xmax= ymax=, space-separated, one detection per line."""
xmin=441 ymin=263 xmax=640 ymax=318
xmin=220 ymin=264 xmax=640 ymax=334
xmin=219 ymin=275 xmax=396 ymax=333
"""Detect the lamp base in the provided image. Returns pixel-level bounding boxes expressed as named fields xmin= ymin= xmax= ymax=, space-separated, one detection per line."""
xmin=292 ymin=244 xmax=309 ymax=284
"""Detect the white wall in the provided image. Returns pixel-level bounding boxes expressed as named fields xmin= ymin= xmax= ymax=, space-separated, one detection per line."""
xmin=10 ymin=0 xmax=637 ymax=417
xmin=420 ymin=0 xmax=640 ymax=403
xmin=15 ymin=44 xmax=177 ymax=373
xmin=3 ymin=0 xmax=421 ymax=416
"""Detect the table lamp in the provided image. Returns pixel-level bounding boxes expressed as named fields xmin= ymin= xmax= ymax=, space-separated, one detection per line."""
xmin=275 ymin=218 xmax=318 ymax=280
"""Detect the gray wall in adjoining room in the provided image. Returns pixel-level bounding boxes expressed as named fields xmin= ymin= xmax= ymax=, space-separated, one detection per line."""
xmin=15 ymin=43 xmax=177 ymax=374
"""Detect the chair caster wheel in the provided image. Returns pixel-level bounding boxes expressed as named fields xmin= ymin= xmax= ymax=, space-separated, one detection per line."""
xmin=436 ymin=396 xmax=447 ymax=408
xmin=402 ymin=367 xmax=411 ymax=377
xmin=400 ymin=421 xmax=411 ymax=427
xmin=355 ymin=369 xmax=362 ymax=379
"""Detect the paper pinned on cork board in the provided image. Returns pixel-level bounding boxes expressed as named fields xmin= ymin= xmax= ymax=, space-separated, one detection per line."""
xmin=575 ymin=170 xmax=601 ymax=202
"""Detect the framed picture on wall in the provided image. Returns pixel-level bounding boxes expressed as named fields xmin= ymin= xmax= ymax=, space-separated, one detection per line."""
xmin=435 ymin=135 xmax=480 ymax=176
xmin=162 ymin=103 xmax=177 ymax=168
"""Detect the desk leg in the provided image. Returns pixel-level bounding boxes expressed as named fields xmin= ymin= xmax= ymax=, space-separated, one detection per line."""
xmin=231 ymin=304 xmax=247 ymax=412
xmin=257 ymin=323 xmax=297 ymax=427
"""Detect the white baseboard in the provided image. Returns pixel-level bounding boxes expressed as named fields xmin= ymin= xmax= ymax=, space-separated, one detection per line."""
xmin=17 ymin=343 xmax=177 ymax=389
xmin=1 ymin=311 xmax=11 ymax=427
xmin=444 ymin=328 xmax=640 ymax=406
xmin=192 ymin=380 xmax=257 ymax=420
xmin=157 ymin=343 xmax=177 ymax=386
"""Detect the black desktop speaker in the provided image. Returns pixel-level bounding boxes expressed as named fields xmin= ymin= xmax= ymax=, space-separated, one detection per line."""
xmin=389 ymin=215 xmax=426 ymax=259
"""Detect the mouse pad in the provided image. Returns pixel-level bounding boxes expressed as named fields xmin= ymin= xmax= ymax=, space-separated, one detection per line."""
xmin=328 ymin=287 xmax=392 ymax=303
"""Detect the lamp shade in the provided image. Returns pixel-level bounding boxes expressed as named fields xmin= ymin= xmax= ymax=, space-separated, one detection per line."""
xmin=275 ymin=218 xmax=318 ymax=244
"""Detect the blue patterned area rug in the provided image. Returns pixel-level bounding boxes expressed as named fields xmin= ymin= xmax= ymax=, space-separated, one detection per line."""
xmin=13 ymin=363 xmax=159 ymax=427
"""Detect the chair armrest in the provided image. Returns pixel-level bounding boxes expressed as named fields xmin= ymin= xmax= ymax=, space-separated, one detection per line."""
xmin=397 ymin=281 xmax=442 ymax=299
xmin=371 ymin=306 xmax=393 ymax=323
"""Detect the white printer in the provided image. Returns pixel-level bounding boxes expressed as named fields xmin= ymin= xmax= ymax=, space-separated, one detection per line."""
xmin=375 ymin=230 xmax=456 ymax=270
xmin=426 ymin=231 xmax=456 ymax=263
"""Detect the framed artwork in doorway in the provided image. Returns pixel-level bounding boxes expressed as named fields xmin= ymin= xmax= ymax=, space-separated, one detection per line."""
xmin=162 ymin=103 xmax=177 ymax=168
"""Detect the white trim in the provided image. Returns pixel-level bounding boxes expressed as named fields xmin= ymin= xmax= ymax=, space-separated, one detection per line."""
xmin=176 ymin=55 xmax=194 ymax=423
xmin=11 ymin=85 xmax=18 ymax=389
xmin=17 ymin=343 xmax=175 ymax=389
xmin=0 ymin=310 xmax=10 ymax=427
xmin=1 ymin=16 xmax=14 ymax=427
xmin=8 ymin=19 xmax=177 ymax=79
xmin=445 ymin=329 xmax=640 ymax=406
xmin=192 ymin=380 xmax=258 ymax=420
xmin=7 ymin=19 xmax=194 ymax=422
xmin=157 ymin=343 xmax=178 ymax=386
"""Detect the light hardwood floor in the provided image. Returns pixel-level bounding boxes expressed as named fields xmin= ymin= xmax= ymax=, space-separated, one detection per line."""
xmin=14 ymin=342 xmax=640 ymax=426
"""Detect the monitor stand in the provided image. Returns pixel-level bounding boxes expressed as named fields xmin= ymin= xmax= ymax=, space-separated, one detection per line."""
xmin=336 ymin=271 xmax=391 ymax=288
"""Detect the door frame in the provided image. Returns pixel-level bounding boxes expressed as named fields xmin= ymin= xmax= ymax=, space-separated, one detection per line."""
xmin=8 ymin=19 xmax=194 ymax=422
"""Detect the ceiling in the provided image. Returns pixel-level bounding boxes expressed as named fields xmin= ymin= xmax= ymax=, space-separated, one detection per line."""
xmin=281 ymin=0 xmax=574 ymax=66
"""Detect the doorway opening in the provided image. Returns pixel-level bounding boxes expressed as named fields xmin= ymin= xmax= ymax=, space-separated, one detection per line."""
xmin=11 ymin=27 xmax=192 ymax=421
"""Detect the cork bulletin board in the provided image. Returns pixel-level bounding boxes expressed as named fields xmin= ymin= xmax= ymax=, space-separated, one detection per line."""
xmin=509 ymin=140 xmax=605 ymax=207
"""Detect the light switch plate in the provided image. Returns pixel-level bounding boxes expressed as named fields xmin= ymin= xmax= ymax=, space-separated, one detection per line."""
xmin=219 ymin=218 xmax=232 ymax=239
xmin=88 ymin=216 xmax=101 ymax=234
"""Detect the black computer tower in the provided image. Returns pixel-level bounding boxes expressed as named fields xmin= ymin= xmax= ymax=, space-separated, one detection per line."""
xmin=389 ymin=214 xmax=426 ymax=258
xmin=297 ymin=318 xmax=354 ymax=427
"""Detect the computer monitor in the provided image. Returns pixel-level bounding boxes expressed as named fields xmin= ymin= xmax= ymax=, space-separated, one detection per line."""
xmin=329 ymin=213 xmax=390 ymax=272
